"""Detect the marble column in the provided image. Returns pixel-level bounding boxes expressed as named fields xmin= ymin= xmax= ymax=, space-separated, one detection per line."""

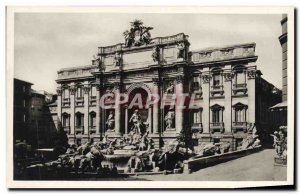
xmin=175 ymin=75 xmax=184 ymax=134
xmin=95 ymin=84 xmax=101 ymax=135
xmin=114 ymin=82 xmax=121 ymax=135
xmin=69 ymin=84 xmax=76 ymax=135
xmin=83 ymin=83 xmax=90 ymax=135
xmin=152 ymin=78 xmax=160 ymax=134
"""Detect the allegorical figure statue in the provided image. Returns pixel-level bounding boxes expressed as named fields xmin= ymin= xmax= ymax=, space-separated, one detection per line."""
xmin=114 ymin=52 xmax=122 ymax=67
xmin=106 ymin=111 xmax=115 ymax=131
xmin=129 ymin=109 xmax=143 ymax=134
xmin=165 ymin=83 xmax=174 ymax=94
xmin=123 ymin=20 xmax=153 ymax=47
xmin=165 ymin=111 xmax=175 ymax=129
xmin=152 ymin=46 xmax=160 ymax=62
xmin=271 ymin=126 xmax=287 ymax=158
xmin=177 ymin=42 xmax=186 ymax=59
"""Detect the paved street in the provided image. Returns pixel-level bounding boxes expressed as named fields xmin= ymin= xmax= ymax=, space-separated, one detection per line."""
xmin=135 ymin=149 xmax=277 ymax=181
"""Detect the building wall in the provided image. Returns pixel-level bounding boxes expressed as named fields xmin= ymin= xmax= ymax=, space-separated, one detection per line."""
xmin=13 ymin=79 xmax=32 ymax=143
xmin=280 ymin=14 xmax=288 ymax=102
xmin=54 ymin=36 xmax=279 ymax=150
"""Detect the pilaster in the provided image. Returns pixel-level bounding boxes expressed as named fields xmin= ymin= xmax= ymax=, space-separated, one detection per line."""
xmin=201 ymin=72 xmax=211 ymax=133
xmin=223 ymin=71 xmax=233 ymax=133
xmin=83 ymin=82 xmax=90 ymax=135
xmin=69 ymin=84 xmax=76 ymax=135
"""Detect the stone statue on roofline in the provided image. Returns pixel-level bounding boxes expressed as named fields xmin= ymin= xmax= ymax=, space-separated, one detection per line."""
xmin=123 ymin=19 xmax=153 ymax=47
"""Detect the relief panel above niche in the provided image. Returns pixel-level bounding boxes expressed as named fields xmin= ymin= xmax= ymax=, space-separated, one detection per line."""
xmin=123 ymin=50 xmax=153 ymax=70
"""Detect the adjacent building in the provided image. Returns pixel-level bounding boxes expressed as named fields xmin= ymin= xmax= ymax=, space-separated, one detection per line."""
xmin=14 ymin=78 xmax=57 ymax=148
xmin=270 ymin=14 xmax=288 ymax=129
xmin=13 ymin=78 xmax=33 ymax=144
xmin=54 ymin=22 xmax=281 ymax=149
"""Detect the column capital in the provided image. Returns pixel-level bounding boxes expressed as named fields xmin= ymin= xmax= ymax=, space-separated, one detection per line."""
xmin=69 ymin=86 xmax=76 ymax=95
xmin=175 ymin=75 xmax=184 ymax=84
xmin=113 ymin=82 xmax=121 ymax=90
xmin=83 ymin=86 xmax=90 ymax=94
xmin=247 ymin=70 xmax=257 ymax=79
xmin=95 ymin=84 xmax=101 ymax=91
xmin=202 ymin=74 xmax=211 ymax=84
xmin=224 ymin=72 xmax=234 ymax=82
xmin=56 ymin=87 xmax=62 ymax=96
xmin=152 ymin=78 xmax=161 ymax=86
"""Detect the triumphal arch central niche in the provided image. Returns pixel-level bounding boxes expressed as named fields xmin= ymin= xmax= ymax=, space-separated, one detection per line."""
xmin=89 ymin=20 xmax=190 ymax=144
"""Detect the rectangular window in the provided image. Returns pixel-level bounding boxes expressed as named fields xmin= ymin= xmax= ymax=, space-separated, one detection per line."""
xmin=212 ymin=110 xmax=220 ymax=123
xmin=23 ymin=114 xmax=26 ymax=123
xmin=234 ymin=108 xmax=246 ymax=122
xmin=213 ymin=74 xmax=220 ymax=86
xmin=23 ymin=100 xmax=26 ymax=107
xmin=193 ymin=110 xmax=202 ymax=124
xmin=76 ymin=87 xmax=82 ymax=98
xmin=63 ymin=89 xmax=69 ymax=99
xmin=236 ymin=72 xmax=245 ymax=84
xmin=23 ymin=86 xmax=26 ymax=93
xmin=90 ymin=86 xmax=96 ymax=97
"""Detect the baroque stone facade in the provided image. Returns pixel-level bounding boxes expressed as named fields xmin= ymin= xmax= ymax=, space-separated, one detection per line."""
xmin=54 ymin=26 xmax=280 ymax=150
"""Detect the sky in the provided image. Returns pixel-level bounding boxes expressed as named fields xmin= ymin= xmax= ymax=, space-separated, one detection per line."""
xmin=14 ymin=13 xmax=283 ymax=93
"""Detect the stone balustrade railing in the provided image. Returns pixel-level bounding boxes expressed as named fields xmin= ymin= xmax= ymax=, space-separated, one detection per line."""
xmin=191 ymin=43 xmax=256 ymax=63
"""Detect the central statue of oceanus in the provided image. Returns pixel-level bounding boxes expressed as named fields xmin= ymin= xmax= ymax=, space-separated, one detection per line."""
xmin=123 ymin=20 xmax=153 ymax=47
xmin=129 ymin=109 xmax=147 ymax=134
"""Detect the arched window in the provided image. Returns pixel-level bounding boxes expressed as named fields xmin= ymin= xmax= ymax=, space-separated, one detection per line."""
xmin=232 ymin=102 xmax=248 ymax=132
xmin=75 ymin=112 xmax=84 ymax=127
xmin=210 ymin=104 xmax=224 ymax=124
xmin=210 ymin=104 xmax=225 ymax=133
xmin=89 ymin=111 xmax=96 ymax=127
xmin=62 ymin=112 xmax=70 ymax=127
xmin=233 ymin=102 xmax=248 ymax=122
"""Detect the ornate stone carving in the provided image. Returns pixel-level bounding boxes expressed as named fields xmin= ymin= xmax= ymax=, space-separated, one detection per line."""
xmin=247 ymin=70 xmax=256 ymax=79
xmin=221 ymin=48 xmax=233 ymax=56
xmin=224 ymin=72 xmax=234 ymax=82
xmin=165 ymin=110 xmax=175 ymax=130
xmin=123 ymin=20 xmax=153 ymax=47
xmin=83 ymin=86 xmax=90 ymax=94
xmin=165 ymin=82 xmax=175 ymax=94
xmin=152 ymin=78 xmax=160 ymax=86
xmin=69 ymin=87 xmax=76 ymax=95
xmin=92 ymin=56 xmax=105 ymax=71
xmin=95 ymin=84 xmax=101 ymax=91
xmin=113 ymin=82 xmax=121 ymax=90
xmin=151 ymin=46 xmax=160 ymax=62
xmin=202 ymin=75 xmax=211 ymax=84
xmin=113 ymin=52 xmax=122 ymax=67
xmin=177 ymin=42 xmax=186 ymax=59
xmin=106 ymin=111 xmax=115 ymax=131
xmin=271 ymin=126 xmax=287 ymax=159
xmin=175 ymin=75 xmax=184 ymax=84
xmin=56 ymin=88 xmax=62 ymax=96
